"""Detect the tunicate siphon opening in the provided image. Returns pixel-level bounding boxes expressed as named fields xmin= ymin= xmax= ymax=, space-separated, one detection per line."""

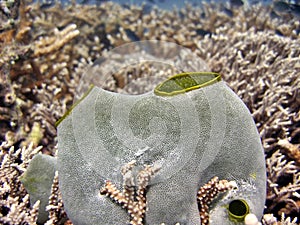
xmin=154 ymin=72 xmax=221 ymax=96
xmin=228 ymin=199 xmax=250 ymax=222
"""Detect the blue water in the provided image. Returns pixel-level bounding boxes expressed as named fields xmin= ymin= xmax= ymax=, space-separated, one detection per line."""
xmin=37 ymin=0 xmax=300 ymax=19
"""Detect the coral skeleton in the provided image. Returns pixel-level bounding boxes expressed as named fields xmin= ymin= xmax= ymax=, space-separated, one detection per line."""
xmin=0 ymin=194 xmax=40 ymax=225
xmin=197 ymin=176 xmax=237 ymax=225
xmin=266 ymin=150 xmax=300 ymax=216
xmin=100 ymin=160 xmax=160 ymax=225
xmin=278 ymin=139 xmax=300 ymax=166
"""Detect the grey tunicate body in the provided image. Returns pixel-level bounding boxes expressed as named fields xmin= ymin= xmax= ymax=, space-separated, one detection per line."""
xmin=57 ymin=80 xmax=266 ymax=225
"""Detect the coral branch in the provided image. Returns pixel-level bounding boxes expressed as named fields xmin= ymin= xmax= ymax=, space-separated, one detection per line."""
xmin=45 ymin=171 xmax=67 ymax=225
xmin=33 ymin=24 xmax=80 ymax=57
xmin=278 ymin=139 xmax=300 ymax=166
xmin=197 ymin=176 xmax=237 ymax=225
xmin=100 ymin=161 xmax=160 ymax=225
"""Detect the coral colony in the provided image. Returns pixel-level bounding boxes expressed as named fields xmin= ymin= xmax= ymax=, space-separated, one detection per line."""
xmin=0 ymin=0 xmax=299 ymax=224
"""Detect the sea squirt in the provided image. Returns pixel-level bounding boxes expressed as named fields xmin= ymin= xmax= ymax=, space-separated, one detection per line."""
xmin=57 ymin=72 xmax=266 ymax=224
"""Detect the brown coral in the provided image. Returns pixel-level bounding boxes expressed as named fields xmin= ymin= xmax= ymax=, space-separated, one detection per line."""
xmin=32 ymin=24 xmax=80 ymax=57
xmin=266 ymin=150 xmax=300 ymax=218
xmin=197 ymin=176 xmax=237 ymax=225
xmin=100 ymin=161 xmax=160 ymax=225
xmin=278 ymin=139 xmax=300 ymax=166
xmin=45 ymin=171 xmax=67 ymax=225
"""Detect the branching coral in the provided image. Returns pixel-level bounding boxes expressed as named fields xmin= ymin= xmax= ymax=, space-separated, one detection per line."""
xmin=100 ymin=161 xmax=160 ymax=225
xmin=263 ymin=213 xmax=298 ymax=225
xmin=266 ymin=150 xmax=300 ymax=217
xmin=0 ymin=143 xmax=42 ymax=224
xmin=33 ymin=24 xmax=80 ymax=57
xmin=0 ymin=0 xmax=81 ymax=154
xmin=278 ymin=139 xmax=300 ymax=166
xmin=0 ymin=194 xmax=40 ymax=225
xmin=0 ymin=0 xmax=32 ymax=66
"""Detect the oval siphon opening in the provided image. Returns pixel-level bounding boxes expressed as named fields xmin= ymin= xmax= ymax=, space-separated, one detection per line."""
xmin=228 ymin=199 xmax=250 ymax=222
xmin=154 ymin=72 xmax=221 ymax=96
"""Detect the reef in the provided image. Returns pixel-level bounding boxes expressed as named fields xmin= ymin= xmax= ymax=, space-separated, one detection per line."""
xmin=0 ymin=0 xmax=299 ymax=224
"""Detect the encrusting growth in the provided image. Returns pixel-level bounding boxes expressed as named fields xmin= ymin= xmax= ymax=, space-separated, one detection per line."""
xmin=197 ymin=176 xmax=237 ymax=225
xmin=100 ymin=160 xmax=160 ymax=225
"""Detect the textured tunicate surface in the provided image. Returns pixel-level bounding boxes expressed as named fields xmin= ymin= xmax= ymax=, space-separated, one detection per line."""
xmin=57 ymin=80 xmax=266 ymax=225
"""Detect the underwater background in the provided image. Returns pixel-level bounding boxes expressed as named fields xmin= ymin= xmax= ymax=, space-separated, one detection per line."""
xmin=0 ymin=0 xmax=299 ymax=224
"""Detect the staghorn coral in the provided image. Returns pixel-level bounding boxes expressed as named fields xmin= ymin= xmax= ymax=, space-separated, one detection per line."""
xmin=0 ymin=194 xmax=40 ymax=225
xmin=0 ymin=0 xmax=32 ymax=66
xmin=266 ymin=150 xmax=300 ymax=218
xmin=0 ymin=1 xmax=80 ymax=154
xmin=32 ymin=24 xmax=80 ymax=57
xmin=278 ymin=139 xmax=300 ymax=166
xmin=263 ymin=213 xmax=298 ymax=225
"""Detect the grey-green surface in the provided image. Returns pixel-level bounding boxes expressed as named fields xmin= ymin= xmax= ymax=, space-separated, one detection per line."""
xmin=20 ymin=154 xmax=57 ymax=223
xmin=57 ymin=81 xmax=266 ymax=224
